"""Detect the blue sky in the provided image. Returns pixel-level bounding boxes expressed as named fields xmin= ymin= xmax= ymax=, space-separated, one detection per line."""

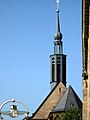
xmin=0 ymin=0 xmax=82 ymax=119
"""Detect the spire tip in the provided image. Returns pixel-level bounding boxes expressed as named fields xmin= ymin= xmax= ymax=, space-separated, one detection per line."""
xmin=56 ymin=0 xmax=60 ymax=12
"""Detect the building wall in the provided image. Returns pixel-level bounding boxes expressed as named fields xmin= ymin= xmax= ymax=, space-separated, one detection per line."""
xmin=87 ymin=4 xmax=90 ymax=120
xmin=82 ymin=0 xmax=90 ymax=120
xmin=32 ymin=82 xmax=66 ymax=120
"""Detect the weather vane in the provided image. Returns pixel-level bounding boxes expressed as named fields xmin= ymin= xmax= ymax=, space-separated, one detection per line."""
xmin=56 ymin=0 xmax=60 ymax=12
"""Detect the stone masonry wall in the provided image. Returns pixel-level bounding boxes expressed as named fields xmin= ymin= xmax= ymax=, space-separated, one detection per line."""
xmin=32 ymin=82 xmax=66 ymax=120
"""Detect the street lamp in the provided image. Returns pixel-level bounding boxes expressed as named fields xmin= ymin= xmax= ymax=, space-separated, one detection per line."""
xmin=0 ymin=99 xmax=30 ymax=120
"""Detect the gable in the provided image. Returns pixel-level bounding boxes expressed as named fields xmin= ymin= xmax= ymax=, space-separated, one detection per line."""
xmin=31 ymin=82 xmax=66 ymax=119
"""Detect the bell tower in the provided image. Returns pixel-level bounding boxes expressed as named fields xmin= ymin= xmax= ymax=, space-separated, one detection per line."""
xmin=50 ymin=0 xmax=66 ymax=90
xmin=82 ymin=0 xmax=90 ymax=120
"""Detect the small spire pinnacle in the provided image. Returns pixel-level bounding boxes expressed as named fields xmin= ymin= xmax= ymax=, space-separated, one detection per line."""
xmin=56 ymin=0 xmax=60 ymax=33
xmin=56 ymin=0 xmax=60 ymax=12
xmin=54 ymin=0 xmax=62 ymax=40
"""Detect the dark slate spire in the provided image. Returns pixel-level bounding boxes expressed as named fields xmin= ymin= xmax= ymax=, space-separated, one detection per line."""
xmin=53 ymin=0 xmax=63 ymax=54
xmin=54 ymin=0 xmax=62 ymax=40
xmin=50 ymin=0 xmax=66 ymax=90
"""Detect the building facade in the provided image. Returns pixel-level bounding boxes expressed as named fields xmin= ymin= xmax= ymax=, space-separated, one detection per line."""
xmin=82 ymin=0 xmax=90 ymax=120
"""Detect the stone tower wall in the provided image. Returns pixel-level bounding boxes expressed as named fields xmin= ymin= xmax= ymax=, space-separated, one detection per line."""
xmin=87 ymin=4 xmax=90 ymax=120
xmin=82 ymin=0 xmax=90 ymax=120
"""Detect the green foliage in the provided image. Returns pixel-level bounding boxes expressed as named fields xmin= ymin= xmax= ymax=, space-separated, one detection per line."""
xmin=55 ymin=115 xmax=62 ymax=120
xmin=62 ymin=107 xmax=82 ymax=120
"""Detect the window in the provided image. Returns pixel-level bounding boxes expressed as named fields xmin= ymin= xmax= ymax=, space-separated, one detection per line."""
xmin=62 ymin=63 xmax=66 ymax=86
xmin=59 ymin=88 xmax=61 ymax=92
xmin=57 ymin=64 xmax=60 ymax=81
xmin=57 ymin=57 xmax=60 ymax=60
xmin=52 ymin=57 xmax=55 ymax=60
xmin=52 ymin=64 xmax=55 ymax=82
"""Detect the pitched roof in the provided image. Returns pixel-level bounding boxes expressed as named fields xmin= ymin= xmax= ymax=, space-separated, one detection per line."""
xmin=52 ymin=85 xmax=82 ymax=112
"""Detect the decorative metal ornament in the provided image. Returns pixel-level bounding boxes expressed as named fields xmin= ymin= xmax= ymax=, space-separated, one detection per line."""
xmin=56 ymin=0 xmax=60 ymax=12
xmin=0 ymin=99 xmax=30 ymax=120
xmin=56 ymin=0 xmax=59 ymax=3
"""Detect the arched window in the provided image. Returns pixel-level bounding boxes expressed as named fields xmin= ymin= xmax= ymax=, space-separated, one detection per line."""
xmin=57 ymin=57 xmax=60 ymax=60
xmin=52 ymin=57 xmax=55 ymax=60
xmin=52 ymin=57 xmax=55 ymax=63
xmin=52 ymin=64 xmax=55 ymax=82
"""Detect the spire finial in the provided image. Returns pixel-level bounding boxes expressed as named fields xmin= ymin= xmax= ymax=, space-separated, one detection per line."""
xmin=54 ymin=0 xmax=62 ymax=40
xmin=56 ymin=0 xmax=60 ymax=12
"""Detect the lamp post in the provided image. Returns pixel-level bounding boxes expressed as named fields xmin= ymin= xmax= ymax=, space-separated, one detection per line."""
xmin=0 ymin=99 xmax=30 ymax=120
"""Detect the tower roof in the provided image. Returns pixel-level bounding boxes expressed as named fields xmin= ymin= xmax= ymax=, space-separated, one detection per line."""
xmin=52 ymin=85 xmax=82 ymax=112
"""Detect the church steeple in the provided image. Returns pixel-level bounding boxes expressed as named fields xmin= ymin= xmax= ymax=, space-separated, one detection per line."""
xmin=50 ymin=0 xmax=66 ymax=90
xmin=54 ymin=0 xmax=63 ymax=54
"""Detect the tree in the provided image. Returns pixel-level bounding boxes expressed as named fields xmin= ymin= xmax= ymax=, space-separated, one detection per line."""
xmin=62 ymin=107 xmax=82 ymax=120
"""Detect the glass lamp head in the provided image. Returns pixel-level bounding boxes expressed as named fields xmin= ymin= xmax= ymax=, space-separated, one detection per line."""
xmin=9 ymin=105 xmax=19 ymax=118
